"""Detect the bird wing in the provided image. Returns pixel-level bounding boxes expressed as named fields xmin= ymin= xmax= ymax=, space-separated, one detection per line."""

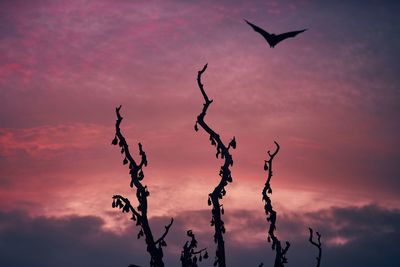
xmin=244 ymin=19 xmax=273 ymax=46
xmin=275 ymin=29 xmax=307 ymax=43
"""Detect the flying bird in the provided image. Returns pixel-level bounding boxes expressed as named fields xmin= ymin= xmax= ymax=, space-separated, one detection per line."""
xmin=244 ymin=19 xmax=307 ymax=48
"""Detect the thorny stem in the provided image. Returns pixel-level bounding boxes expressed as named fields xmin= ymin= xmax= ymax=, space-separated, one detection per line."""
xmin=195 ymin=64 xmax=236 ymax=267
xmin=261 ymin=141 xmax=290 ymax=267
xmin=112 ymin=106 xmax=173 ymax=267
xmin=308 ymin=228 xmax=322 ymax=267
xmin=181 ymin=230 xmax=208 ymax=267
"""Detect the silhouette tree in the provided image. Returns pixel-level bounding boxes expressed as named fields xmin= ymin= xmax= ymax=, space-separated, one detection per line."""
xmin=308 ymin=227 xmax=322 ymax=267
xmin=111 ymin=105 xmax=174 ymax=267
xmin=261 ymin=141 xmax=290 ymax=267
xmin=194 ymin=64 xmax=236 ymax=267
xmin=180 ymin=230 xmax=209 ymax=267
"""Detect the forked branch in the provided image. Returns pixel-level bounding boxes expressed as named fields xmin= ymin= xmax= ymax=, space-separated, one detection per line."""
xmin=308 ymin=227 xmax=322 ymax=267
xmin=155 ymin=218 xmax=174 ymax=245
xmin=111 ymin=106 xmax=173 ymax=267
xmin=180 ymin=230 xmax=209 ymax=267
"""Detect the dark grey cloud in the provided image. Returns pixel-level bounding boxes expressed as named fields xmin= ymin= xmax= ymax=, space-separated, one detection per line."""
xmin=299 ymin=205 xmax=400 ymax=267
xmin=0 ymin=210 xmax=148 ymax=267
xmin=1 ymin=204 xmax=399 ymax=267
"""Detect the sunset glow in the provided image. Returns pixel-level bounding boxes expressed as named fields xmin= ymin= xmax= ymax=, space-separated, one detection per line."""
xmin=1 ymin=1 xmax=399 ymax=267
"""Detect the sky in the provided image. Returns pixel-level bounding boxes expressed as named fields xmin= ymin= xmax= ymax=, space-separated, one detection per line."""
xmin=0 ymin=0 xmax=399 ymax=266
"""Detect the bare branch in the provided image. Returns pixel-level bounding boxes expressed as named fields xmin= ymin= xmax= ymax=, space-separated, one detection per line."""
xmin=308 ymin=227 xmax=322 ymax=267
xmin=197 ymin=63 xmax=212 ymax=104
xmin=195 ymin=64 xmax=235 ymax=267
xmin=192 ymin=248 xmax=208 ymax=255
xmin=111 ymin=106 xmax=172 ymax=267
xmin=112 ymin=194 xmax=141 ymax=219
xmin=262 ymin=141 xmax=290 ymax=267
xmin=155 ymin=218 xmax=174 ymax=244
xmin=180 ymin=230 xmax=208 ymax=267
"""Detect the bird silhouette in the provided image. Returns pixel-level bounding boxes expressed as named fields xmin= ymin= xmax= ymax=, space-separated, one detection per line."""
xmin=244 ymin=19 xmax=306 ymax=48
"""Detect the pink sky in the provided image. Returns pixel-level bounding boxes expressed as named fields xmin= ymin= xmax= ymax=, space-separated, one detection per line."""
xmin=0 ymin=1 xmax=399 ymax=266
